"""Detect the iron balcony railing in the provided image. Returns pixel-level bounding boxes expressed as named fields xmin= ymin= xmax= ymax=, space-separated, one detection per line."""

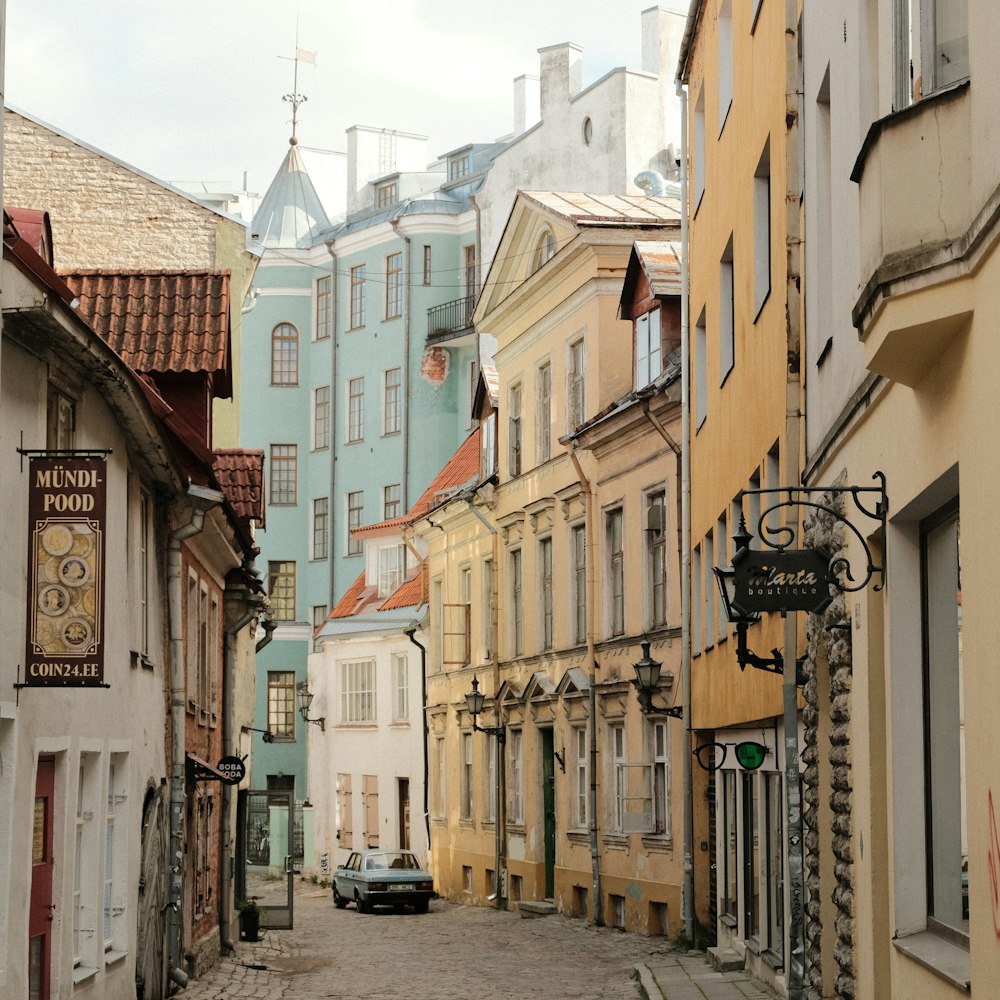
xmin=427 ymin=294 xmax=475 ymax=340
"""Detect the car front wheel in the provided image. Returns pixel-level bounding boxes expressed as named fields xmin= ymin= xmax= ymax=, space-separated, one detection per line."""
xmin=333 ymin=887 xmax=348 ymax=909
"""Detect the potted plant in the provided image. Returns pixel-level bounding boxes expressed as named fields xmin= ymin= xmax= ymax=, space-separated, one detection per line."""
xmin=238 ymin=897 xmax=261 ymax=942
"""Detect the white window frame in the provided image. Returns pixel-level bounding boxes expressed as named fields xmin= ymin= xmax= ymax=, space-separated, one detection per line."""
xmin=391 ymin=652 xmax=408 ymax=722
xmin=573 ymin=725 xmax=588 ymax=830
xmin=313 ymin=386 xmax=331 ymax=450
xmin=536 ymin=361 xmax=551 ymax=463
xmin=341 ymin=658 xmax=376 ymax=723
xmin=508 ymin=729 xmax=524 ymax=824
xmin=567 ymin=338 xmax=586 ymax=429
xmin=383 ymin=368 xmax=402 ymax=435
xmin=377 ymin=543 xmax=405 ymax=598
xmin=312 ymin=497 xmax=329 ymax=561
xmin=347 ymin=377 xmax=365 ymax=443
xmin=635 ymin=308 xmax=662 ymax=388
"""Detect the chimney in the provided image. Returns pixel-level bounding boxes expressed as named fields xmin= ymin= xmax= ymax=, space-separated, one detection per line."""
xmin=538 ymin=42 xmax=583 ymax=120
xmin=513 ymin=75 xmax=541 ymax=135
xmin=641 ymin=6 xmax=685 ymax=79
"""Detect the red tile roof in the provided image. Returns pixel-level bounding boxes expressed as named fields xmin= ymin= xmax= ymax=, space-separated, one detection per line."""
xmin=212 ymin=450 xmax=265 ymax=525
xmin=379 ymin=566 xmax=426 ymax=611
xmin=329 ymin=572 xmax=369 ymax=619
xmin=6 ymin=208 xmax=54 ymax=265
xmin=61 ymin=269 xmax=232 ymax=397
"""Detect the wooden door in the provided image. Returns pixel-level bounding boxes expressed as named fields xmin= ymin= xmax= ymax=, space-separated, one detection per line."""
xmin=29 ymin=757 xmax=55 ymax=1000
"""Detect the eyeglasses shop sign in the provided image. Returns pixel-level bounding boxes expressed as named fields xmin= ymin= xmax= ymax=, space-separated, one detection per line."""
xmin=733 ymin=548 xmax=832 ymax=615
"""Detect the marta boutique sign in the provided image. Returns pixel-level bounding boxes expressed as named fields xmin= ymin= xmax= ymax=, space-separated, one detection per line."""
xmin=24 ymin=456 xmax=107 ymax=686
xmin=733 ymin=548 xmax=832 ymax=615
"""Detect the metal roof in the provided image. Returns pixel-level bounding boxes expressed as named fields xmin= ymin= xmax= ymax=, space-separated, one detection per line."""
xmin=250 ymin=141 xmax=331 ymax=249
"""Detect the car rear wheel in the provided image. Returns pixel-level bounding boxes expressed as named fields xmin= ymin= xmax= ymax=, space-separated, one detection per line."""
xmin=333 ymin=887 xmax=348 ymax=909
xmin=414 ymin=899 xmax=429 ymax=914
xmin=355 ymin=892 xmax=371 ymax=914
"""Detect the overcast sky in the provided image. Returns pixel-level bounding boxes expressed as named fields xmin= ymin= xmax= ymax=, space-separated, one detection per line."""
xmin=5 ymin=0 xmax=689 ymax=198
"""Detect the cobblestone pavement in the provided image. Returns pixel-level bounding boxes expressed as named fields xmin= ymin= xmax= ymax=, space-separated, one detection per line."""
xmin=179 ymin=880 xmax=673 ymax=1000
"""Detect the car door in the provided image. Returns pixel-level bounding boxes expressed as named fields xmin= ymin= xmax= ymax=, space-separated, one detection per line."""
xmin=338 ymin=852 xmax=361 ymax=897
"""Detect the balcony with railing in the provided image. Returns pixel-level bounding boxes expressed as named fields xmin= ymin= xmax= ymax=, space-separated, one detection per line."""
xmin=427 ymin=294 xmax=475 ymax=344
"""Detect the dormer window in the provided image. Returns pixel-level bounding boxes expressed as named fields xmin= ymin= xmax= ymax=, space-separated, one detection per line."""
xmin=531 ymin=228 xmax=557 ymax=273
xmin=448 ymin=153 xmax=471 ymax=182
xmin=376 ymin=181 xmax=398 ymax=209
xmin=378 ymin=543 xmax=405 ymax=598
xmin=481 ymin=412 xmax=497 ymax=479
xmin=635 ymin=308 xmax=663 ymax=388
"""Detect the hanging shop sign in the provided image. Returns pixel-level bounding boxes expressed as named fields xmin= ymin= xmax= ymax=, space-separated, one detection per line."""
xmin=24 ymin=456 xmax=107 ymax=686
xmin=733 ymin=548 xmax=832 ymax=615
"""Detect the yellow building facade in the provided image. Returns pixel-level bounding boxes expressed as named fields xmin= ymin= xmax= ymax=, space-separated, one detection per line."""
xmin=418 ymin=192 xmax=691 ymax=935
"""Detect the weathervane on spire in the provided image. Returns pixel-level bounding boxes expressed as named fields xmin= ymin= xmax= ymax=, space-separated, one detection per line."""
xmin=280 ymin=27 xmax=317 ymax=146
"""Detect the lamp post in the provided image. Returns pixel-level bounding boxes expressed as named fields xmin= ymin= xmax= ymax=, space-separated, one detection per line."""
xmin=296 ymin=682 xmax=325 ymax=731
xmin=466 ymin=676 xmax=506 ymax=909
xmin=631 ymin=640 xmax=683 ymax=718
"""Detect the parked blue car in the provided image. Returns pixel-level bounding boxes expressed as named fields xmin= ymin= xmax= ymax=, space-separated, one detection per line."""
xmin=333 ymin=850 xmax=434 ymax=914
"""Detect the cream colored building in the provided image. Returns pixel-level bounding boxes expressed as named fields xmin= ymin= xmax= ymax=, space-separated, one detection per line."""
xmin=418 ymin=192 xmax=689 ymax=935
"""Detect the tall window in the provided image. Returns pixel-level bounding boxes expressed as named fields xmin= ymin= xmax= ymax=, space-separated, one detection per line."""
xmin=463 ymin=244 xmax=477 ymax=299
xmin=743 ymin=771 xmax=761 ymax=938
xmin=315 ymin=275 xmax=332 ymax=339
xmin=341 ymin=659 xmax=376 ymax=723
xmin=574 ymin=725 xmax=588 ymax=829
xmin=383 ymin=368 xmax=402 ymax=435
xmin=568 ymin=339 xmax=585 ymax=429
xmin=270 ymin=323 xmax=299 ymax=385
xmin=391 ymin=653 xmax=408 ymax=722
xmin=313 ymin=386 xmax=331 ymax=450
xmin=647 ymin=492 xmax=667 ymax=627
xmin=722 ymin=769 xmax=738 ymax=919
xmin=693 ymin=87 xmax=706 ymax=208
xmin=378 ymin=544 xmax=405 ymax=597
xmin=607 ymin=508 xmax=625 ymax=636
xmin=754 ymin=141 xmax=772 ymax=316
xmin=508 ymin=383 xmax=522 ymax=477
xmin=572 ymin=524 xmax=587 ymax=644
xmin=695 ymin=309 xmax=707 ymax=428
xmin=376 ymin=181 xmax=397 ymax=208
xmin=901 ymin=0 xmax=970 ymax=99
xmin=461 ymin=732 xmax=474 ymax=820
xmin=532 ymin=228 xmax=557 ymax=272
xmin=508 ymin=729 xmax=524 ymax=824
xmin=922 ymin=503 xmax=965 ymax=933
xmin=481 ymin=413 xmax=497 ymax=478
xmin=268 ymin=561 xmax=296 ymax=620
xmin=47 ymin=383 xmax=76 ymax=448
xmin=536 ymin=362 xmax=551 ymax=462
xmin=267 ymin=671 xmax=296 ymax=739
xmin=422 ymin=245 xmax=432 ymax=285
xmin=385 ymin=251 xmax=403 ymax=318
xmin=539 ymin=537 xmax=553 ymax=650
xmin=651 ymin=721 xmax=670 ymax=835
xmin=485 ymin=736 xmax=497 ymax=823
xmin=312 ymin=605 xmax=328 ymax=629
xmin=764 ymin=773 xmax=784 ymax=955
xmin=718 ymin=0 xmax=733 ymax=132
xmin=347 ymin=491 xmax=364 ymax=556
xmin=635 ymin=308 xmax=662 ymax=388
xmin=269 ymin=444 xmax=297 ymax=505
xmin=348 ymin=377 xmax=365 ymax=443
xmin=383 ymin=484 xmax=401 ymax=519
xmin=483 ymin=558 xmax=495 ymax=660
xmin=104 ymin=756 xmax=128 ymax=949
xmin=312 ymin=498 xmax=329 ymax=560
xmin=350 ymin=265 xmax=366 ymax=329
xmin=720 ymin=237 xmax=735 ymax=383
xmin=610 ymin=724 xmax=626 ymax=832
xmin=510 ymin=549 xmax=523 ymax=656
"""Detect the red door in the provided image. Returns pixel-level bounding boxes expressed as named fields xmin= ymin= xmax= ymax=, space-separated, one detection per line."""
xmin=29 ymin=757 xmax=55 ymax=1000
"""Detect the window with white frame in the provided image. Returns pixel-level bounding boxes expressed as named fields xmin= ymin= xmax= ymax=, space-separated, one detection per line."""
xmin=896 ymin=0 xmax=969 ymax=104
xmin=315 ymin=274 xmax=332 ymax=339
xmin=539 ymin=537 xmax=553 ymax=650
xmin=607 ymin=508 xmax=625 ymax=637
xmin=574 ymin=725 xmax=588 ymax=829
xmin=385 ymin=251 xmax=403 ymax=318
xmin=508 ymin=729 xmax=524 ymax=824
xmin=195 ymin=790 xmax=214 ymax=915
xmin=647 ymin=492 xmax=667 ymax=628
xmin=382 ymin=484 xmax=401 ymax=520
xmin=485 ymin=735 xmax=497 ymax=823
xmin=104 ymin=754 xmax=128 ymax=955
xmin=347 ymin=491 xmax=364 ymax=556
xmin=722 ymin=769 xmax=738 ymax=920
xmin=531 ymin=228 xmax=558 ymax=273
xmin=391 ymin=653 xmax=408 ymax=722
xmin=267 ymin=670 xmax=296 ymax=740
xmin=536 ymin=362 xmax=551 ymax=462
xmin=461 ymin=732 xmax=474 ymax=820
xmin=378 ymin=544 xmax=405 ymax=597
xmin=383 ymin=368 xmax=402 ymax=435
xmin=463 ymin=244 xmax=477 ymax=300
xmin=572 ymin=523 xmax=587 ymax=645
xmin=312 ymin=604 xmax=328 ymax=630
xmin=341 ymin=658 xmax=376 ymax=723
xmin=313 ymin=386 xmax=331 ymax=450
xmin=720 ymin=237 xmax=734 ymax=383
xmin=347 ymin=377 xmax=365 ymax=443
xmin=508 ymin=383 xmax=522 ymax=477
xmin=610 ymin=723 xmax=626 ymax=832
xmin=350 ymin=265 xmax=366 ymax=329
xmin=695 ymin=309 xmax=707 ymax=428
xmin=269 ymin=444 xmax=297 ymax=505
xmin=481 ymin=412 xmax=496 ymax=478
xmin=567 ymin=338 xmax=585 ymax=429
xmin=718 ymin=0 xmax=733 ymax=132
xmin=268 ymin=561 xmax=296 ymax=621
xmin=47 ymin=382 xmax=76 ymax=448
xmin=510 ymin=549 xmax=523 ymax=656
xmin=312 ymin=498 xmax=329 ymax=560
xmin=422 ymin=245 xmax=432 ymax=285
xmin=74 ymin=753 xmax=98 ymax=972
xmin=754 ymin=140 xmax=771 ymax=316
xmin=377 ymin=180 xmax=398 ymax=209
xmin=483 ymin=557 xmax=495 ymax=660
xmin=131 ymin=487 xmax=153 ymax=660
xmin=651 ymin=721 xmax=670 ymax=836
xmin=635 ymin=308 xmax=663 ymax=388
xmin=270 ymin=323 xmax=299 ymax=385
xmin=448 ymin=152 xmax=471 ymax=181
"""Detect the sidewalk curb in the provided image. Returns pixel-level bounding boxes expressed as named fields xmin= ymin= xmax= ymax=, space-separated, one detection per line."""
xmin=634 ymin=963 xmax=659 ymax=999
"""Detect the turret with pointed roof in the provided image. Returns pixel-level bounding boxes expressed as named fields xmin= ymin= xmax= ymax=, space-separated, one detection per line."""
xmin=250 ymin=139 xmax=331 ymax=249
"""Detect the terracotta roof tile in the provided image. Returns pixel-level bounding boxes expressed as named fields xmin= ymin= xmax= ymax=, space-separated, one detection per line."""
xmin=329 ymin=572 xmax=370 ymax=619
xmin=212 ymin=450 xmax=265 ymax=523
xmin=61 ymin=269 xmax=232 ymax=395
xmin=379 ymin=566 xmax=426 ymax=611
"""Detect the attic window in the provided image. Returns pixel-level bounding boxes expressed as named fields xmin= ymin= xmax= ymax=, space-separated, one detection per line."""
xmin=448 ymin=153 xmax=471 ymax=182
xmin=531 ymin=228 xmax=557 ymax=274
xmin=582 ymin=116 xmax=593 ymax=145
xmin=377 ymin=181 xmax=398 ymax=209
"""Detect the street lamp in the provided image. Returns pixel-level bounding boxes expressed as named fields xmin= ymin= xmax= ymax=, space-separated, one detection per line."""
xmin=466 ymin=676 xmax=506 ymax=743
xmin=296 ymin=682 xmax=325 ymax=731
xmin=631 ymin=640 xmax=682 ymax=718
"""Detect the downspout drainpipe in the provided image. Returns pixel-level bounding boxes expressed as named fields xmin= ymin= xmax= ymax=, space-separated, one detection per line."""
xmin=567 ymin=444 xmax=602 ymax=927
xmin=391 ymin=220 xmax=412 ymax=509
xmin=167 ymin=503 xmax=208 ymax=989
xmin=325 ymin=242 xmax=340 ymax=607
xmin=463 ymin=497 xmax=506 ymax=910
xmin=404 ymin=627 xmax=431 ymax=850
xmin=675 ymin=73 xmax=696 ymax=945
xmin=220 ymin=597 xmax=258 ymax=953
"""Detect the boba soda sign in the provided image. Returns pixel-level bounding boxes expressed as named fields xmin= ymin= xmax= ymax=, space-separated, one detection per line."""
xmin=25 ymin=456 xmax=107 ymax=686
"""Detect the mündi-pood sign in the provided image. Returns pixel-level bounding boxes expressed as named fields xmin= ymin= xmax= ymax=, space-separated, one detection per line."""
xmin=24 ymin=457 xmax=106 ymax=686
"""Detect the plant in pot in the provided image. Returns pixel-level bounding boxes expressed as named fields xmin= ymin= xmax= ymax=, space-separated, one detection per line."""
xmin=238 ymin=897 xmax=261 ymax=941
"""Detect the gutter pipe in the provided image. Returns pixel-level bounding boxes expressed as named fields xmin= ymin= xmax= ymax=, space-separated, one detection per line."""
xmin=404 ymin=626 xmax=431 ymax=850
xmin=391 ymin=220 xmax=412 ymax=510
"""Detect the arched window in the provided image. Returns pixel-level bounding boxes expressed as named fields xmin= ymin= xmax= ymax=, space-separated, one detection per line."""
xmin=531 ymin=228 xmax=557 ymax=274
xmin=271 ymin=323 xmax=299 ymax=385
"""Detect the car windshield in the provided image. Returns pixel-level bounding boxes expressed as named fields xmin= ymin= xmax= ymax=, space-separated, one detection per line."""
xmin=366 ymin=852 xmax=419 ymax=871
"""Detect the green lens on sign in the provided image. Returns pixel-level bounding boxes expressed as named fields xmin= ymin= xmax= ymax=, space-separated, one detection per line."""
xmin=735 ymin=742 xmax=767 ymax=770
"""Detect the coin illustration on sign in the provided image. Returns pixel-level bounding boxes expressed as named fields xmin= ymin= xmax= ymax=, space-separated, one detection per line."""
xmin=59 ymin=555 xmax=91 ymax=587
xmin=38 ymin=584 xmax=70 ymax=616
xmin=63 ymin=618 xmax=93 ymax=650
xmin=42 ymin=524 xmax=74 ymax=556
